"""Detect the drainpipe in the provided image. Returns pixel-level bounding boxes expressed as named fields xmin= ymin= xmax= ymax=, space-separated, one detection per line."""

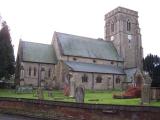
xmin=92 ymin=73 xmax=94 ymax=90
xmin=38 ymin=63 xmax=40 ymax=87
xmin=113 ymin=74 xmax=115 ymax=89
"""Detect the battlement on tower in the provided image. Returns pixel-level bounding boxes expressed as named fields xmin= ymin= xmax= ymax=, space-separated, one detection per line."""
xmin=105 ymin=7 xmax=138 ymax=19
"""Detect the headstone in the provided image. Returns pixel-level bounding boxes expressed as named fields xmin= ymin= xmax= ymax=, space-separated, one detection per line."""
xmin=37 ymin=87 xmax=44 ymax=100
xmin=69 ymin=78 xmax=75 ymax=97
xmin=141 ymin=84 xmax=150 ymax=104
xmin=75 ymin=86 xmax=85 ymax=103
xmin=20 ymin=80 xmax=25 ymax=86
xmin=48 ymin=80 xmax=53 ymax=97
xmin=141 ymin=73 xmax=152 ymax=104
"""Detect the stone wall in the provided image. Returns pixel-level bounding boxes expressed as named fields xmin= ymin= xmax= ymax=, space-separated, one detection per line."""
xmin=0 ymin=97 xmax=160 ymax=120
xmin=151 ymin=87 xmax=160 ymax=100
xmin=20 ymin=62 xmax=55 ymax=87
xmin=71 ymin=71 xmax=125 ymax=90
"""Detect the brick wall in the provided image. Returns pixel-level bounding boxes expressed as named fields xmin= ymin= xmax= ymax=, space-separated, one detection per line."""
xmin=0 ymin=97 xmax=160 ymax=120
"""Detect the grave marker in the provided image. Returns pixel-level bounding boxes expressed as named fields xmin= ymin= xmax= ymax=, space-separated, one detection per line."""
xmin=75 ymin=86 xmax=85 ymax=103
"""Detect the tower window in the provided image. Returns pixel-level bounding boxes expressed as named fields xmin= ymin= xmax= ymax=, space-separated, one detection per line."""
xmin=111 ymin=22 xmax=114 ymax=32
xmin=82 ymin=74 xmax=88 ymax=83
xmin=128 ymin=39 xmax=131 ymax=43
xmin=127 ymin=20 xmax=131 ymax=31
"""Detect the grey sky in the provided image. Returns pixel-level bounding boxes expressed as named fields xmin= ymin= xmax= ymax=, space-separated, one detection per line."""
xmin=0 ymin=0 xmax=160 ymax=57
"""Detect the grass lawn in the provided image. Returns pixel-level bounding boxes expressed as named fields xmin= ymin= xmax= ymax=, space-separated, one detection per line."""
xmin=0 ymin=89 xmax=160 ymax=106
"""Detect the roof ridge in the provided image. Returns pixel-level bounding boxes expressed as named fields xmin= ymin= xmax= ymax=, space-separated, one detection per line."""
xmin=21 ymin=40 xmax=51 ymax=46
xmin=55 ymin=31 xmax=104 ymax=42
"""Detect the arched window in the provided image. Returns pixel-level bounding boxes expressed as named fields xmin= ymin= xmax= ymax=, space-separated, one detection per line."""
xmin=48 ymin=69 xmax=51 ymax=77
xmin=20 ymin=66 xmax=24 ymax=79
xmin=29 ymin=67 xmax=31 ymax=76
xmin=111 ymin=22 xmax=114 ymax=32
xmin=34 ymin=67 xmax=36 ymax=76
xmin=41 ymin=67 xmax=45 ymax=80
xmin=82 ymin=74 xmax=88 ymax=83
xmin=96 ymin=75 xmax=102 ymax=83
xmin=127 ymin=20 xmax=131 ymax=31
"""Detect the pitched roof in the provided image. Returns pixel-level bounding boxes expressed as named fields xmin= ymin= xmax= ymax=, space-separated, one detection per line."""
xmin=55 ymin=32 xmax=123 ymax=61
xmin=64 ymin=61 xmax=125 ymax=75
xmin=21 ymin=41 xmax=57 ymax=64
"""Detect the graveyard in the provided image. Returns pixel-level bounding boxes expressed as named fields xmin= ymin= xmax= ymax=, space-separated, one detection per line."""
xmin=0 ymin=88 xmax=160 ymax=106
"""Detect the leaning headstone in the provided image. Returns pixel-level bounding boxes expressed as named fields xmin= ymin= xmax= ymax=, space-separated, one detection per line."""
xmin=75 ymin=86 xmax=85 ymax=103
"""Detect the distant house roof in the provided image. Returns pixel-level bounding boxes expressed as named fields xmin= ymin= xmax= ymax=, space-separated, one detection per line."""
xmin=55 ymin=32 xmax=123 ymax=62
xmin=64 ymin=61 xmax=125 ymax=75
xmin=21 ymin=41 xmax=57 ymax=64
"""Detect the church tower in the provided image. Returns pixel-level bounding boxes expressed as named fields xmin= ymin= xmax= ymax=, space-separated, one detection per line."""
xmin=104 ymin=7 xmax=143 ymax=70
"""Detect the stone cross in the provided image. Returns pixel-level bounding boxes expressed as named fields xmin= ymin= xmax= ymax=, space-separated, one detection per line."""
xmin=75 ymin=86 xmax=85 ymax=103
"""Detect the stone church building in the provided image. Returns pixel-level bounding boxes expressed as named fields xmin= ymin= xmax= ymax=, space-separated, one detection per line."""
xmin=15 ymin=7 xmax=143 ymax=90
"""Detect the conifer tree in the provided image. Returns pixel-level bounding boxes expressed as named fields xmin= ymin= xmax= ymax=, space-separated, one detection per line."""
xmin=0 ymin=21 xmax=15 ymax=79
xmin=143 ymin=54 xmax=160 ymax=86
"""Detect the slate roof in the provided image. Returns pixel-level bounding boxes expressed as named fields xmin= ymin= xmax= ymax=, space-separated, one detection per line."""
xmin=64 ymin=61 xmax=125 ymax=74
xmin=21 ymin=41 xmax=57 ymax=64
xmin=124 ymin=68 xmax=137 ymax=82
xmin=55 ymin=32 xmax=123 ymax=61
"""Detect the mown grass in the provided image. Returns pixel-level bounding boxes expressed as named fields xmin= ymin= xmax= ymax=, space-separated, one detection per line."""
xmin=0 ymin=89 xmax=160 ymax=106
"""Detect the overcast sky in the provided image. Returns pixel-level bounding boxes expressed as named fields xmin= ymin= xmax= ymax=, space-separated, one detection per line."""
xmin=0 ymin=0 xmax=160 ymax=57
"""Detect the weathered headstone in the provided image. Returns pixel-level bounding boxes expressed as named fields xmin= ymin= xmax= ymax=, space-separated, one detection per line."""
xmin=75 ymin=86 xmax=85 ymax=103
xmin=48 ymin=80 xmax=53 ymax=97
xmin=141 ymin=73 xmax=152 ymax=104
xmin=141 ymin=84 xmax=150 ymax=104
xmin=20 ymin=80 xmax=25 ymax=86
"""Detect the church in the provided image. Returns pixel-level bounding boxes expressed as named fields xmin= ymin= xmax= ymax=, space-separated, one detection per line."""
xmin=15 ymin=7 xmax=143 ymax=90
